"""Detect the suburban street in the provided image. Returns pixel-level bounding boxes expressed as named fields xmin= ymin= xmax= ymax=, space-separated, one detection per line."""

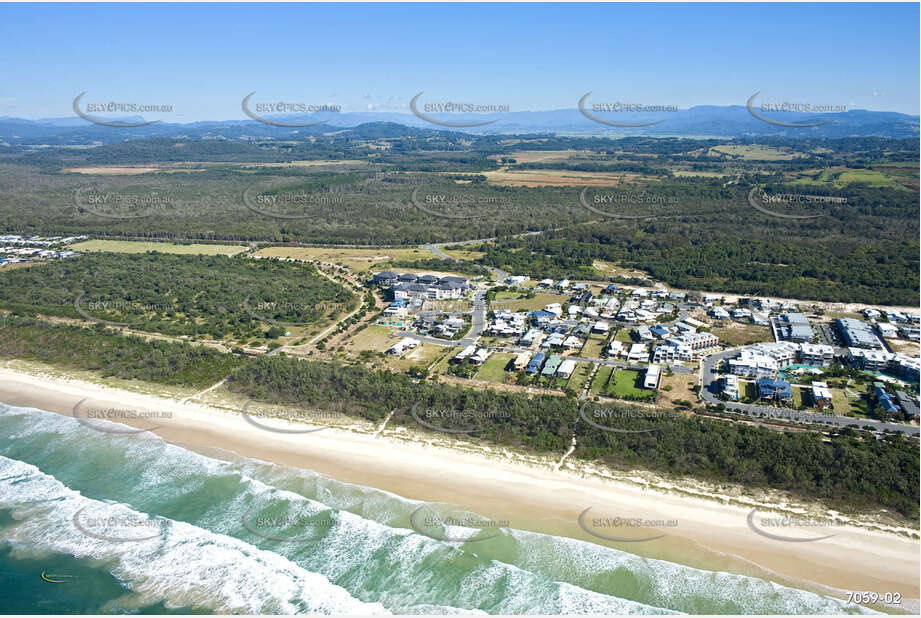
xmin=700 ymin=349 xmax=920 ymax=436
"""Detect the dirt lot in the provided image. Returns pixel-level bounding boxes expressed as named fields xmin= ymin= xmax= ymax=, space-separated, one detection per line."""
xmin=489 ymin=150 xmax=591 ymax=164
xmin=69 ymin=240 xmax=248 ymax=255
xmin=711 ymin=322 xmax=774 ymax=347
xmin=253 ymin=246 xmax=428 ymax=272
xmin=483 ymin=168 xmax=647 ymax=187
xmin=655 ymin=371 xmax=698 ymax=408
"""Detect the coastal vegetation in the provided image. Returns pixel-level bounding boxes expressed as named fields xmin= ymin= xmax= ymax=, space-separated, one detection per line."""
xmin=1 ymin=315 xmax=916 ymax=518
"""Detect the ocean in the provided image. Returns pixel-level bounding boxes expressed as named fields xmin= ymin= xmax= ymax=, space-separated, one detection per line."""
xmin=0 ymin=402 xmax=878 ymax=615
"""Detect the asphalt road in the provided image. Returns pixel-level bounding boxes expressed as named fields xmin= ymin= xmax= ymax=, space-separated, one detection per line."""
xmin=700 ymin=349 xmax=919 ymax=435
xmin=398 ymin=287 xmax=487 ymax=349
xmin=422 ymin=242 xmax=507 ymax=284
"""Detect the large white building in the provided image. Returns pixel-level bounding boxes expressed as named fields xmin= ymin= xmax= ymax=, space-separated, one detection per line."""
xmin=798 ymin=343 xmax=835 ymax=367
xmin=727 ymin=353 xmax=779 ymax=379
xmin=727 ymin=341 xmax=832 ymax=378
xmin=722 ymin=374 xmax=739 ymax=399
xmin=644 ymin=364 xmax=661 ymax=389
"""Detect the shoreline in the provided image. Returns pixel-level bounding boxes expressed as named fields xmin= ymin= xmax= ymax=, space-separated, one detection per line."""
xmin=0 ymin=364 xmax=918 ymax=613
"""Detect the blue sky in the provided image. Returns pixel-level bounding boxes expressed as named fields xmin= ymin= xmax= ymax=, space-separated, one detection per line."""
xmin=1 ymin=2 xmax=918 ymax=121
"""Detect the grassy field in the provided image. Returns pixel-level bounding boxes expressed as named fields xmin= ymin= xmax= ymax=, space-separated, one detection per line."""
xmin=490 ymin=291 xmax=561 ymax=313
xmin=711 ymin=323 xmax=774 ymax=347
xmin=740 ymin=380 xmax=758 ymax=403
xmin=580 ymin=335 xmax=608 ymax=358
xmin=614 ymin=328 xmax=635 ymax=343
xmin=253 ymin=246 xmax=429 ymax=272
xmin=439 ymin=248 xmax=485 ymax=261
xmin=656 ymin=371 xmax=698 ymax=408
xmin=591 ymin=260 xmax=651 ymax=280
xmin=709 ymin=145 xmax=797 ymax=161
xmin=831 ymin=388 xmax=852 ymax=415
xmin=475 ymin=353 xmax=514 ymax=383
xmin=566 ymin=362 xmax=593 ymax=392
xmin=672 ymin=170 xmax=729 ymax=178
xmin=607 ymin=369 xmax=653 ymax=398
xmin=483 ymin=168 xmax=649 ymax=187
xmin=387 ymin=343 xmax=447 ymax=372
xmin=836 ymin=168 xmax=904 ymax=188
xmin=589 ymin=365 xmax=613 ymax=395
xmin=792 ymin=386 xmax=807 ymax=409
xmin=792 ymin=167 xmax=906 ymax=191
xmin=68 ymin=240 xmax=248 ymax=255
xmin=342 ymin=325 xmax=399 ymax=355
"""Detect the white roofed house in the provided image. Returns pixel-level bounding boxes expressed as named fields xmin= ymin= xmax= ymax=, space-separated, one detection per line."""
xmin=627 ymin=343 xmax=649 ymax=362
xmin=513 ymin=351 xmax=532 ymax=371
xmin=634 ymin=309 xmax=656 ymax=322
xmin=519 ymin=328 xmax=541 ymax=346
xmin=643 ymin=364 xmax=661 ymax=389
xmin=811 ymin=381 xmax=833 ymax=411
xmin=877 ymin=322 xmax=899 ymax=339
xmin=544 ymin=303 xmax=563 ymax=317
xmin=731 ymin=308 xmax=750 ymax=321
xmin=563 ymin=335 xmax=583 ymax=350
xmin=556 ymin=359 xmax=577 ymax=378
xmin=386 ymin=337 xmax=418 ymax=355
xmin=635 ymin=326 xmax=654 ymax=341
xmin=453 ymin=344 xmax=476 ymax=363
xmin=592 ymin=320 xmax=610 ymax=334
xmin=722 ymin=374 xmax=739 ymax=400
xmin=470 ymin=348 xmax=491 ymax=365
xmin=607 ymin=340 xmax=625 ymax=358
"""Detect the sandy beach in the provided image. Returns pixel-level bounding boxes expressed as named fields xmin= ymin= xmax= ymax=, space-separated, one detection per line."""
xmin=0 ymin=365 xmax=918 ymax=611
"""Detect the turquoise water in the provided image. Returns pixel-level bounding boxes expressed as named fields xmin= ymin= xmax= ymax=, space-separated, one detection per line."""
xmin=0 ymin=402 xmax=878 ymax=615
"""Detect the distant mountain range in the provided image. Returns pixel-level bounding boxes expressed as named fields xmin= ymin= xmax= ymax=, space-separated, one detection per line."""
xmin=0 ymin=105 xmax=917 ymax=145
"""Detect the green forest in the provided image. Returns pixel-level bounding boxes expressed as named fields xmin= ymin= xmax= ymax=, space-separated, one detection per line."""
xmin=1 ymin=315 xmax=915 ymax=518
xmin=0 ymin=253 xmax=356 ymax=341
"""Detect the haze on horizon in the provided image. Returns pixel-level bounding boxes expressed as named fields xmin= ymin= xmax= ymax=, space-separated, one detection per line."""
xmin=0 ymin=2 xmax=918 ymax=123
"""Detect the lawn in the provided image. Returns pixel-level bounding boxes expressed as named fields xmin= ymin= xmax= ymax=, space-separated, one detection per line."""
xmin=580 ymin=335 xmax=608 ymax=359
xmin=740 ymin=380 xmax=758 ymax=403
xmin=830 ymin=388 xmax=852 ymax=416
xmin=614 ymin=328 xmax=635 ymax=343
xmin=566 ymin=362 xmax=593 ymax=392
xmin=589 ymin=365 xmax=614 ymax=395
xmin=68 ymin=239 xmax=248 ymax=255
xmin=475 ymin=353 xmax=514 ymax=383
xmin=791 ymin=385 xmax=807 ymax=409
xmin=607 ymin=369 xmax=654 ymax=399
